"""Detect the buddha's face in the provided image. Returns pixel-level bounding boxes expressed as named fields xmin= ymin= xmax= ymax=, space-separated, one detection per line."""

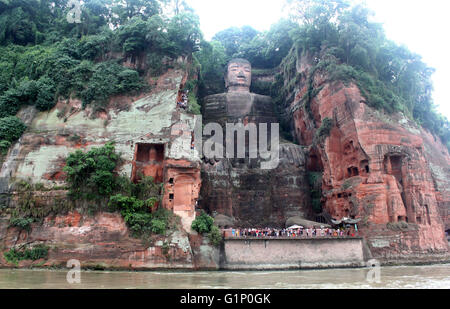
xmin=226 ymin=61 xmax=251 ymax=91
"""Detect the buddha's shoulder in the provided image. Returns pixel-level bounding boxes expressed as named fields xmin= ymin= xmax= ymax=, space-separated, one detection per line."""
xmin=203 ymin=93 xmax=228 ymax=102
xmin=203 ymin=92 xmax=272 ymax=102
xmin=251 ymin=93 xmax=272 ymax=103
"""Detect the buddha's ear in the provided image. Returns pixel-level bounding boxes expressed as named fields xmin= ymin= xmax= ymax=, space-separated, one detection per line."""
xmin=224 ymin=72 xmax=229 ymax=88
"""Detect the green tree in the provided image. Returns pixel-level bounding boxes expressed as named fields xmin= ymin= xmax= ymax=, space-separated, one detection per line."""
xmin=111 ymin=0 xmax=161 ymax=26
xmin=0 ymin=116 xmax=27 ymax=153
xmin=0 ymin=116 xmax=27 ymax=142
xmin=166 ymin=12 xmax=202 ymax=56
xmin=63 ymin=142 xmax=120 ymax=199
xmin=35 ymin=76 xmax=56 ymax=111
xmin=78 ymin=0 xmax=112 ymax=36
xmin=191 ymin=211 xmax=214 ymax=234
xmin=213 ymin=26 xmax=259 ymax=60
xmin=116 ymin=16 xmax=150 ymax=55
xmin=285 ymin=0 xmax=350 ymax=25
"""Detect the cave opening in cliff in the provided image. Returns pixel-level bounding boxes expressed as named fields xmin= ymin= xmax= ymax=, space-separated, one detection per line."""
xmin=132 ymin=143 xmax=165 ymax=184
xmin=136 ymin=144 xmax=164 ymax=162
xmin=307 ymin=150 xmax=324 ymax=172
xmin=347 ymin=167 xmax=359 ymax=177
xmin=385 ymin=155 xmax=403 ymax=184
xmin=425 ymin=205 xmax=431 ymax=225
xmin=390 ymin=156 xmax=402 ymax=174
xmin=360 ymin=160 xmax=370 ymax=174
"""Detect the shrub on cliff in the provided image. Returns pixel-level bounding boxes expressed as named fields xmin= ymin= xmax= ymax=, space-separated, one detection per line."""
xmin=9 ymin=217 xmax=34 ymax=232
xmin=191 ymin=211 xmax=214 ymax=234
xmin=0 ymin=76 xmax=57 ymax=116
xmin=208 ymin=225 xmax=223 ymax=247
xmin=314 ymin=117 xmax=333 ymax=145
xmin=191 ymin=211 xmax=223 ymax=246
xmin=80 ymin=61 xmax=145 ymax=108
xmin=3 ymin=244 xmax=49 ymax=266
xmin=0 ymin=140 xmax=11 ymax=155
xmin=109 ymin=194 xmax=170 ymax=237
xmin=63 ymin=142 xmax=120 ymax=200
xmin=0 ymin=88 xmax=23 ymax=118
xmin=34 ymin=76 xmax=56 ymax=111
xmin=150 ymin=218 xmax=167 ymax=235
xmin=0 ymin=116 xmax=27 ymax=153
xmin=187 ymin=92 xmax=201 ymax=115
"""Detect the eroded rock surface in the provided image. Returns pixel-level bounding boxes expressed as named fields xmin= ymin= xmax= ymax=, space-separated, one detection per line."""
xmin=0 ymin=63 xmax=211 ymax=269
xmin=282 ymin=53 xmax=450 ymax=258
xmin=0 ymin=211 xmax=216 ymax=269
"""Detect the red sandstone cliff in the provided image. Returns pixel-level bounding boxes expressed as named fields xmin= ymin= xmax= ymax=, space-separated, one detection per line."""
xmin=0 ymin=58 xmax=213 ymax=270
xmin=284 ymin=53 xmax=449 ymax=260
xmin=0 ymin=210 xmax=219 ymax=270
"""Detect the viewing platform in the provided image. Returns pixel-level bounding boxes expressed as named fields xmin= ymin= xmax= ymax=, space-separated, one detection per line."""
xmin=224 ymin=236 xmax=363 ymax=241
xmin=220 ymin=236 xmax=369 ymax=270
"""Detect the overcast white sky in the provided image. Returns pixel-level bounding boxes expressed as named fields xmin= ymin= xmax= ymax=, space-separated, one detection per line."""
xmin=186 ymin=0 xmax=450 ymax=120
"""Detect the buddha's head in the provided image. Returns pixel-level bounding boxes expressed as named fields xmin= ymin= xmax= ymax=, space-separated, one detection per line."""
xmin=225 ymin=58 xmax=251 ymax=92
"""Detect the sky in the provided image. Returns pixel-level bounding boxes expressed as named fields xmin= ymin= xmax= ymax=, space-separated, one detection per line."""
xmin=186 ymin=0 xmax=450 ymax=120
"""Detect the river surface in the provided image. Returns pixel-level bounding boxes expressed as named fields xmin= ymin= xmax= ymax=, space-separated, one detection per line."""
xmin=0 ymin=264 xmax=449 ymax=289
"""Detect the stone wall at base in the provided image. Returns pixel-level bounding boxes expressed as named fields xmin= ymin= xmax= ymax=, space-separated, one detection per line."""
xmin=221 ymin=238 xmax=366 ymax=270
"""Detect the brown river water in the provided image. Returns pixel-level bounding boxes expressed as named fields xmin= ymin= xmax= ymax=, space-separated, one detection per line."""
xmin=0 ymin=264 xmax=449 ymax=289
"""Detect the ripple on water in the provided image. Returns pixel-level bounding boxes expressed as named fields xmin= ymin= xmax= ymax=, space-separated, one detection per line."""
xmin=0 ymin=264 xmax=449 ymax=289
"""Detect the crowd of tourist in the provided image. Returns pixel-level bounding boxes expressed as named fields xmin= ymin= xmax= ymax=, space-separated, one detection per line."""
xmin=224 ymin=226 xmax=359 ymax=239
xmin=177 ymin=91 xmax=189 ymax=110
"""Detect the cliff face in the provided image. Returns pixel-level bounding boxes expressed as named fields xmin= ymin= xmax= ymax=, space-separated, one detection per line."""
xmin=282 ymin=52 xmax=449 ymax=258
xmin=0 ymin=60 xmax=219 ymax=269
xmin=0 ymin=67 xmax=202 ymax=231
xmin=0 ymin=211 xmax=190 ymax=269
xmin=0 ymin=49 xmax=448 ymax=269
xmin=0 ymin=209 xmax=219 ymax=269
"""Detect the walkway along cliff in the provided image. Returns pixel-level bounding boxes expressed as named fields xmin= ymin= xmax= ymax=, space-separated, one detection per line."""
xmin=0 ymin=49 xmax=449 ymax=270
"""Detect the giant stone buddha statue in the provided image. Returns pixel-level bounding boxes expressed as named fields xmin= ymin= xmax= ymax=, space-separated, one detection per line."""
xmin=204 ymin=58 xmax=276 ymax=128
xmin=200 ymin=58 xmax=311 ymax=228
